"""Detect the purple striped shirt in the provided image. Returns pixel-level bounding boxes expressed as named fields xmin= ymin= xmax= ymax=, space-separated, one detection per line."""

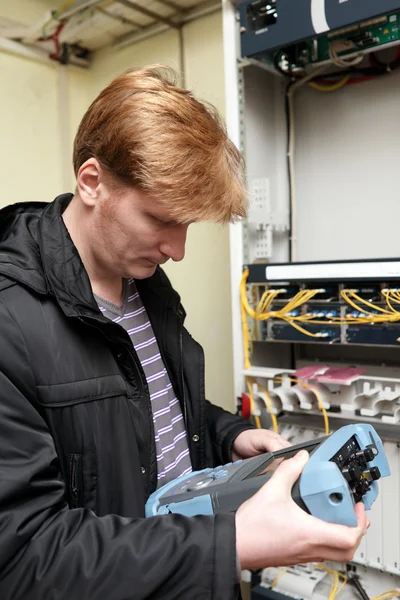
xmin=95 ymin=279 xmax=192 ymax=487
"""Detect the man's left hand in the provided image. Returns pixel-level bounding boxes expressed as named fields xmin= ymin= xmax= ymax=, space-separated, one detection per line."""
xmin=232 ymin=428 xmax=291 ymax=461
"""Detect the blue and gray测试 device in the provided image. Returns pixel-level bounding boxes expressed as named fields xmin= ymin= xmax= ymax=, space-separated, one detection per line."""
xmin=145 ymin=424 xmax=390 ymax=526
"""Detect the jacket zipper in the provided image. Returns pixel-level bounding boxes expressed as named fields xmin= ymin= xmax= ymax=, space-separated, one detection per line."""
xmin=69 ymin=453 xmax=82 ymax=508
xmin=78 ymin=315 xmax=155 ymax=489
xmin=179 ymin=322 xmax=188 ymax=428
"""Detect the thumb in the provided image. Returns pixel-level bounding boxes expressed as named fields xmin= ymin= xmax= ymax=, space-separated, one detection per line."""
xmin=266 ymin=450 xmax=310 ymax=496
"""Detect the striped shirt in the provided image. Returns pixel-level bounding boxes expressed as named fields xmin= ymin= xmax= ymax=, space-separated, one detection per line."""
xmin=95 ymin=278 xmax=192 ymax=488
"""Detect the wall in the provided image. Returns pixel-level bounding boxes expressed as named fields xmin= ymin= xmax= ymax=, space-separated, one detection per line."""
xmin=0 ymin=51 xmax=62 ymax=206
xmin=0 ymin=7 xmax=235 ymax=412
xmin=0 ymin=0 xmax=91 ymax=206
xmin=179 ymin=13 xmax=235 ymax=410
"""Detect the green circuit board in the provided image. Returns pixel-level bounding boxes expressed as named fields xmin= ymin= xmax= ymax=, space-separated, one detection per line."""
xmin=312 ymin=12 xmax=400 ymax=65
xmin=254 ymin=11 xmax=400 ymax=72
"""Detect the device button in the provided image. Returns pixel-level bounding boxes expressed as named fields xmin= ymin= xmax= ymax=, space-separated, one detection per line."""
xmin=363 ymin=448 xmax=375 ymax=462
xmin=215 ymin=470 xmax=229 ymax=479
xmin=187 ymin=478 xmax=214 ymax=491
xmin=369 ymin=466 xmax=381 ymax=481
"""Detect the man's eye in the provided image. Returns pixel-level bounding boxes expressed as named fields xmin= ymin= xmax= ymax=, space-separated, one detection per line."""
xmin=156 ymin=216 xmax=176 ymax=226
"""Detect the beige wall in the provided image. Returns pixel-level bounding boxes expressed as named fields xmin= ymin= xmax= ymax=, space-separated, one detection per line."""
xmin=170 ymin=14 xmax=235 ymax=411
xmin=0 ymin=1 xmax=91 ymax=204
xmin=89 ymin=28 xmax=181 ymax=92
xmin=0 ymin=52 xmax=63 ymax=204
xmin=0 ymin=9 xmax=235 ymax=412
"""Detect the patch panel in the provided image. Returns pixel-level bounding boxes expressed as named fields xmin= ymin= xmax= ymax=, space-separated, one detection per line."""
xmin=244 ymin=260 xmax=400 ymax=347
xmin=270 ymin=322 xmax=340 ymax=343
xmin=346 ymin=326 xmax=400 ymax=347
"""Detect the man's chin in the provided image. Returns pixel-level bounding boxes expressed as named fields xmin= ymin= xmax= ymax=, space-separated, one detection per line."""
xmin=128 ymin=264 xmax=158 ymax=280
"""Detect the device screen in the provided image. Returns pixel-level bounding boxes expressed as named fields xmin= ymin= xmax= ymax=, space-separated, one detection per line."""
xmin=244 ymin=438 xmax=323 ymax=480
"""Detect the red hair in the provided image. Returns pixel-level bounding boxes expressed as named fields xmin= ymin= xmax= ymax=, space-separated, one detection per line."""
xmin=73 ymin=65 xmax=247 ymax=223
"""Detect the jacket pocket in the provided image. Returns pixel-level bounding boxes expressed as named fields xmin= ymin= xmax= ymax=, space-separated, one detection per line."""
xmin=68 ymin=453 xmax=83 ymax=509
xmin=37 ymin=374 xmax=128 ymax=407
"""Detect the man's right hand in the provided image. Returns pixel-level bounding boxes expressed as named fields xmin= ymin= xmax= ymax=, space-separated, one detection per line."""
xmin=235 ymin=449 xmax=369 ymax=571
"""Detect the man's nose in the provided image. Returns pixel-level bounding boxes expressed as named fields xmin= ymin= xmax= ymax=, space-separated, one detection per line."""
xmin=160 ymin=224 xmax=189 ymax=262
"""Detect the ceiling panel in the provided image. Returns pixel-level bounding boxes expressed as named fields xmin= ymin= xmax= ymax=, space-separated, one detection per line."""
xmin=0 ymin=0 xmax=221 ymax=54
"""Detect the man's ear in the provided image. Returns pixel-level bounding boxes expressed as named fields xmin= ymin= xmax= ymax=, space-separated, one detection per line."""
xmin=76 ymin=158 xmax=104 ymax=207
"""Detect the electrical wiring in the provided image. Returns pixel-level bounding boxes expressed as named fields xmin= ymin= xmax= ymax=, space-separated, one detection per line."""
xmin=41 ymin=0 xmax=118 ymax=40
xmin=242 ymin=269 xmax=400 ymax=335
xmin=342 ymin=290 xmax=393 ymax=315
xmin=328 ymin=39 xmax=364 ymax=68
xmin=271 ymin=565 xmax=347 ymax=599
xmin=316 ymin=564 xmax=347 ymax=600
xmin=246 ymin=378 xmax=262 ymax=429
xmin=275 ymin=41 xmax=400 ymax=88
xmin=273 ymin=376 xmax=330 ymax=434
xmin=270 ymin=568 xmax=289 ymax=589
xmin=372 ymin=591 xmax=400 ymax=600
xmin=241 ymin=281 xmax=252 ymax=370
xmin=42 ymin=0 xmax=75 ymax=37
xmin=277 ymin=44 xmax=400 ymax=260
xmin=241 ymin=270 xmax=328 ymax=339
xmin=308 ymin=73 xmax=351 ymax=92
xmin=240 ymin=275 xmax=400 ymax=425
xmin=253 ymin=380 xmax=279 ymax=433
xmin=281 ymin=316 xmax=331 ymax=339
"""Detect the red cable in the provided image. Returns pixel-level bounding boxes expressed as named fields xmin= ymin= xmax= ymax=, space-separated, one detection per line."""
xmin=39 ymin=22 xmax=65 ymax=61
xmin=347 ymin=75 xmax=376 ymax=85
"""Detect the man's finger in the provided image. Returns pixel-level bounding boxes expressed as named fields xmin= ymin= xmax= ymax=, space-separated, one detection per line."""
xmin=263 ymin=431 xmax=291 ymax=452
xmin=262 ymin=450 xmax=309 ymax=496
xmin=354 ymin=502 xmax=368 ymax=534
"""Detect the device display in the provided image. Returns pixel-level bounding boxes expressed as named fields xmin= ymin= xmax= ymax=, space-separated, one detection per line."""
xmin=145 ymin=424 xmax=390 ymax=526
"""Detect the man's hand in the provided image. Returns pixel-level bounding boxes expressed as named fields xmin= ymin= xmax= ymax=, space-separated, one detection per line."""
xmin=232 ymin=428 xmax=291 ymax=461
xmin=235 ymin=450 xmax=369 ymax=570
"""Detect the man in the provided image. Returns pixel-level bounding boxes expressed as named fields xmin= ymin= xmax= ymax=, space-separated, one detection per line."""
xmin=0 ymin=66 xmax=366 ymax=599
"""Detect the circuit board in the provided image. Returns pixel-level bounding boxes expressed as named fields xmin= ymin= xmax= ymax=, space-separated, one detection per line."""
xmin=255 ymin=12 xmax=400 ymax=71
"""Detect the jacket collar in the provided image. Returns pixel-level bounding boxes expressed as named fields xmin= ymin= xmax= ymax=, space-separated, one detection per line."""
xmin=0 ymin=194 xmax=181 ymax=320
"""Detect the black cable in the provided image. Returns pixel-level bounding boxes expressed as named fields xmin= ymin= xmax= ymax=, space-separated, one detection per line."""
xmin=348 ymin=574 xmax=370 ymax=600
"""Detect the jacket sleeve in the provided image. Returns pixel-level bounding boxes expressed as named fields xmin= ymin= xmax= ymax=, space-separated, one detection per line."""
xmin=205 ymin=400 xmax=256 ymax=464
xmin=0 ymin=299 xmax=239 ymax=600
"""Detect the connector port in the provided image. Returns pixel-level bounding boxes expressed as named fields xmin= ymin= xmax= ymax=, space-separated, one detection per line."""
xmin=247 ymin=0 xmax=277 ymax=32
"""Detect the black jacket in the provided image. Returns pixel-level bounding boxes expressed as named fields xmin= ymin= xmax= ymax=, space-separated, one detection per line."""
xmin=0 ymin=194 xmax=253 ymax=600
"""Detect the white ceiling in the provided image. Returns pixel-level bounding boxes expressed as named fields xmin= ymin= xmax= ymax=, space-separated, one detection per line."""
xmin=0 ymin=0 xmax=221 ymax=52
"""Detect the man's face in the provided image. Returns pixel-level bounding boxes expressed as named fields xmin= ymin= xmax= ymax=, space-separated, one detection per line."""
xmin=92 ymin=185 xmax=190 ymax=280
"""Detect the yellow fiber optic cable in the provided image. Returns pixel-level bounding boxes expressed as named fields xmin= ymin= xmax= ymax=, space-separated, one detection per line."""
xmin=372 ymin=592 xmax=400 ymax=600
xmin=281 ymin=317 xmax=330 ymax=339
xmin=274 ymin=376 xmax=329 ymax=435
xmin=254 ymin=381 xmax=279 ymax=433
xmin=246 ymin=378 xmax=262 ymax=429
xmin=342 ymin=290 xmax=393 ymax=315
xmin=309 ymin=73 xmax=351 ymax=93
xmin=316 ymin=564 xmax=347 ymax=600
xmin=241 ymin=295 xmax=251 ymax=370
xmin=270 ymin=568 xmax=289 ymax=589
